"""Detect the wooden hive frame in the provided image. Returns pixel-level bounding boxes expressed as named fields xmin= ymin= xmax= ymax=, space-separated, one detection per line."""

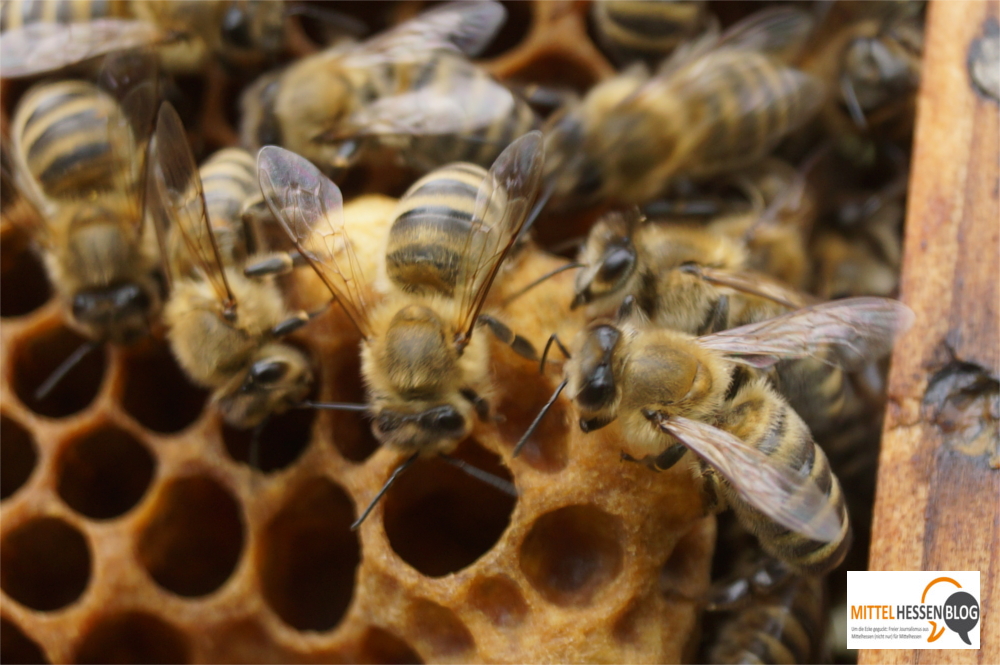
xmin=861 ymin=0 xmax=999 ymax=663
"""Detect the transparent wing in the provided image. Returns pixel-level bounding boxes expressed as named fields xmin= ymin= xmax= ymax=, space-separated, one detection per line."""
xmin=333 ymin=60 xmax=518 ymax=141
xmin=695 ymin=297 xmax=914 ymax=369
xmin=454 ymin=131 xmax=545 ymax=345
xmin=656 ymin=414 xmax=841 ymax=542
xmin=99 ymin=49 xmax=160 ymax=215
xmin=686 ymin=265 xmax=815 ymax=310
xmin=0 ymin=19 xmax=163 ymax=78
xmin=256 ymin=146 xmax=371 ymax=338
xmin=714 ymin=6 xmax=815 ymax=61
xmin=339 ymin=0 xmax=506 ymax=68
xmin=150 ymin=103 xmax=235 ymax=308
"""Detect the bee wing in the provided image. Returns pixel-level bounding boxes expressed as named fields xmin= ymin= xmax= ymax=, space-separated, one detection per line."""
xmin=657 ymin=414 xmax=842 ymax=542
xmin=257 ymin=146 xmax=371 ymax=338
xmin=85 ymin=49 xmax=160 ymax=256
xmin=715 ymin=7 xmax=815 ymax=60
xmin=688 ymin=266 xmax=815 ymax=310
xmin=150 ymin=103 xmax=235 ymax=307
xmin=0 ymin=19 xmax=163 ymax=79
xmin=454 ymin=131 xmax=545 ymax=343
xmin=339 ymin=0 xmax=506 ymax=67
xmin=695 ymin=297 xmax=915 ymax=370
xmin=335 ymin=61 xmax=518 ymax=141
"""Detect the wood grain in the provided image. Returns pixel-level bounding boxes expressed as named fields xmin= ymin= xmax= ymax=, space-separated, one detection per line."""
xmin=860 ymin=1 xmax=999 ymax=663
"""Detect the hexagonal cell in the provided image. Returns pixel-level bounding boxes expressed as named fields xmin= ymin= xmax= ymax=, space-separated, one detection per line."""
xmin=73 ymin=612 xmax=190 ymax=664
xmin=357 ymin=626 xmax=423 ymax=665
xmin=467 ymin=575 xmax=529 ymax=628
xmin=0 ymin=617 xmax=48 ymax=664
xmin=222 ymin=401 xmax=316 ymax=473
xmin=260 ymin=477 xmax=359 ymax=632
xmin=12 ymin=326 xmax=105 ymax=418
xmin=136 ymin=475 xmax=244 ymax=597
xmin=383 ymin=440 xmax=516 ymax=577
xmin=0 ymin=229 xmax=52 ymax=318
xmin=507 ymin=52 xmax=599 ymax=95
xmin=321 ymin=349 xmax=379 ymax=463
xmin=56 ymin=423 xmax=155 ymax=520
xmin=0 ymin=414 xmax=37 ymax=500
xmin=0 ymin=516 xmax=90 ymax=611
xmin=494 ymin=367 xmax=569 ymax=473
xmin=119 ymin=340 xmax=207 ymax=435
xmin=407 ymin=599 xmax=474 ymax=658
xmin=519 ymin=505 xmax=624 ymax=607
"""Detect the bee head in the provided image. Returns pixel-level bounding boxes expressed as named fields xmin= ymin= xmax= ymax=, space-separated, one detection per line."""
xmin=219 ymin=0 xmax=284 ymax=64
xmin=217 ymin=344 xmax=313 ymax=428
xmin=70 ymin=279 xmax=161 ymax=346
xmin=567 ymin=323 xmax=623 ymax=432
xmin=372 ymin=401 xmax=471 ymax=455
xmin=572 ymin=211 xmax=640 ymax=309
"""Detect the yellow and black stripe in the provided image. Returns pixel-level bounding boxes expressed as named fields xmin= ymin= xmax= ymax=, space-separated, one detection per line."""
xmin=12 ymin=80 xmax=130 ymax=201
xmin=591 ymin=0 xmax=707 ymax=67
xmin=1 ymin=0 xmax=127 ymax=31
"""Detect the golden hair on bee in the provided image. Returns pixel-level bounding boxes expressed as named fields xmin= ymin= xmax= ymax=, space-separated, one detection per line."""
xmin=519 ymin=297 xmax=913 ymax=574
xmin=545 ymin=6 xmax=825 ymax=206
xmin=0 ymin=0 xmax=285 ymax=78
xmin=8 ymin=50 xmax=162 ymax=359
xmin=150 ymin=103 xmax=313 ymax=430
xmin=257 ymin=131 xmax=544 ymax=525
xmin=590 ymin=0 xmax=710 ymax=68
xmin=240 ymin=0 xmax=538 ymax=178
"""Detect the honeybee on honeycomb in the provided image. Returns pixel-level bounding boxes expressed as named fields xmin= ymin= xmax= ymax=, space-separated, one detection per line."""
xmin=0 ymin=2 xmax=923 ymax=663
xmin=241 ymin=0 xmax=538 ymax=179
xmin=5 ymin=49 xmax=162 ymax=400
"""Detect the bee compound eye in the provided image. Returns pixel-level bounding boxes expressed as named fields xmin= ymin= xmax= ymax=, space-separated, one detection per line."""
xmin=248 ymin=360 xmax=288 ymax=386
xmin=597 ymin=246 xmax=634 ymax=284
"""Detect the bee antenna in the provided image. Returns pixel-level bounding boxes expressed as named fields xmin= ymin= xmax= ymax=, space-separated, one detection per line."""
xmin=351 ymin=452 xmax=420 ymax=530
xmin=34 ymin=340 xmax=100 ymax=402
xmin=513 ymin=378 xmax=568 ymax=458
xmin=296 ymin=401 xmax=370 ymax=412
xmin=540 ymin=334 xmax=571 ymax=375
xmin=501 ymin=262 xmax=584 ymax=306
xmin=438 ymin=454 xmax=518 ymax=497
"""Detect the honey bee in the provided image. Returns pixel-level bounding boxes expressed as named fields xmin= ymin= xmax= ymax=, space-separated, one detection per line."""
xmin=590 ymin=0 xmax=710 ymax=68
xmin=705 ymin=571 xmax=826 ymax=664
xmin=519 ymin=297 xmax=913 ymax=573
xmin=544 ymin=6 xmax=824 ymax=206
xmin=8 ymin=50 xmax=162 ymax=396
xmin=256 ymin=131 xmax=544 ymax=524
xmin=149 ymin=103 xmax=312 ymax=429
xmin=240 ymin=1 xmax=538 ymax=178
xmin=803 ymin=0 xmax=924 ymax=162
xmin=0 ymin=0 xmax=284 ymax=77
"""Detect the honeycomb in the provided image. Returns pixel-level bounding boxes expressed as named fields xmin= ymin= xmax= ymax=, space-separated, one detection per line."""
xmin=0 ymin=1 xmax=915 ymax=662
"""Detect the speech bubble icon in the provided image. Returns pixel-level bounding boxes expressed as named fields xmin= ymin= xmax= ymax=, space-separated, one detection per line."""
xmin=944 ymin=591 xmax=979 ymax=645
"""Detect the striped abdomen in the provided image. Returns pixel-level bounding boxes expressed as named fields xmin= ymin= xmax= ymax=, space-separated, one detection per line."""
xmin=713 ymin=378 xmax=851 ymax=574
xmin=196 ymin=147 xmax=257 ymax=269
xmin=367 ymin=53 xmax=538 ymax=169
xmin=386 ymin=162 xmax=506 ymax=297
xmin=707 ymin=574 xmax=826 ymax=664
xmin=680 ymin=50 xmax=823 ymax=178
xmin=1 ymin=0 xmax=127 ymax=31
xmin=12 ymin=80 xmax=133 ymax=202
xmin=592 ymin=0 xmax=707 ymax=66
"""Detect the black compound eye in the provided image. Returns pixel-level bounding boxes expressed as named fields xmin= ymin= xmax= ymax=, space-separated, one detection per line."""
xmin=72 ymin=293 xmax=91 ymax=319
xmin=577 ymin=364 xmax=615 ymax=409
xmin=376 ymin=413 xmax=400 ymax=433
xmin=248 ymin=360 xmax=288 ymax=386
xmin=221 ymin=6 xmax=252 ymax=48
xmin=422 ymin=407 xmax=464 ymax=434
xmin=597 ymin=246 xmax=634 ymax=284
xmin=116 ymin=284 xmax=151 ymax=313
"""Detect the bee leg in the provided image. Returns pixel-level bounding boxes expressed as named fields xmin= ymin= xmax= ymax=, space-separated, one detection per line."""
xmin=697 ymin=294 xmax=731 ymax=335
xmin=243 ymin=251 xmax=307 ymax=278
xmin=477 ymin=314 xmax=539 ymax=361
xmin=540 ymin=333 xmax=571 ymax=374
xmin=460 ymin=388 xmax=490 ymax=422
xmin=620 ymin=443 xmax=687 ymax=472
